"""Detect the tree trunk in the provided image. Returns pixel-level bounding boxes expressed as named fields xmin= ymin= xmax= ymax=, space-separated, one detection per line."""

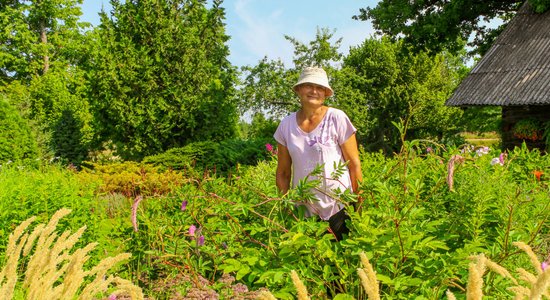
xmin=40 ymin=19 xmax=49 ymax=74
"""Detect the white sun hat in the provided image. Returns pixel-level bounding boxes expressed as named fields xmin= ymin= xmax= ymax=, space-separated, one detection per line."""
xmin=292 ymin=66 xmax=334 ymax=97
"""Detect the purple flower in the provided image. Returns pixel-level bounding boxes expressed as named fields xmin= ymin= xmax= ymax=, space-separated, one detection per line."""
xmin=198 ymin=235 xmax=205 ymax=246
xmin=180 ymin=200 xmax=188 ymax=211
xmin=189 ymin=225 xmax=196 ymax=236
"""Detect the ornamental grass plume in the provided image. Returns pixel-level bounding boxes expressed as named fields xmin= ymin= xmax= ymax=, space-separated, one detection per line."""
xmin=454 ymin=242 xmax=550 ymax=299
xmin=0 ymin=208 xmax=143 ymax=300
xmin=257 ymin=290 xmax=278 ymax=300
xmin=290 ymin=270 xmax=310 ymax=300
xmin=446 ymin=154 xmax=465 ymax=191
xmin=466 ymin=254 xmax=486 ymax=300
xmin=509 ymin=242 xmax=550 ymax=299
xmin=358 ymin=252 xmax=380 ymax=300
xmin=446 ymin=289 xmax=457 ymax=300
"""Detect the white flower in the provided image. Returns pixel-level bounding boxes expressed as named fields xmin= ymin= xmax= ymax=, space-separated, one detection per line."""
xmin=490 ymin=157 xmax=503 ymax=166
xmin=476 ymin=146 xmax=490 ymax=156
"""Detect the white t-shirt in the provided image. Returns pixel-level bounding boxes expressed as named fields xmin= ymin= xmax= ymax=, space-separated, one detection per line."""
xmin=274 ymin=107 xmax=357 ymax=220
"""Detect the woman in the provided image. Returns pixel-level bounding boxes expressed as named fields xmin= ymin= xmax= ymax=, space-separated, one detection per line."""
xmin=274 ymin=66 xmax=362 ymax=241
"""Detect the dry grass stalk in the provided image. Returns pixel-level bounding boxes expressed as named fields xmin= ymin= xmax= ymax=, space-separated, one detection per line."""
xmin=0 ymin=216 xmax=36 ymax=300
xmin=466 ymin=261 xmax=484 ymax=300
xmin=513 ymin=242 xmax=543 ymax=275
xmin=445 ymin=289 xmax=457 ymax=300
xmin=257 ymin=290 xmax=278 ymax=300
xmin=358 ymin=252 xmax=380 ymax=300
xmin=290 ymin=270 xmax=310 ymax=300
xmin=529 ymin=267 xmax=550 ymax=300
xmin=0 ymin=208 xmax=143 ymax=300
xmin=507 ymin=286 xmax=530 ymax=299
xmin=485 ymin=258 xmax=518 ymax=285
xmin=460 ymin=243 xmax=550 ymax=299
xmin=516 ymin=268 xmax=537 ymax=285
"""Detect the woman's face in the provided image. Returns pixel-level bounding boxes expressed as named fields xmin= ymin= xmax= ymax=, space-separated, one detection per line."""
xmin=296 ymin=83 xmax=327 ymax=106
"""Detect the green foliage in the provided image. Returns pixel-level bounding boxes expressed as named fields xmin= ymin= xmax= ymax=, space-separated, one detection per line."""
xmin=0 ymin=164 xmax=106 ymax=265
xmin=285 ymin=27 xmax=343 ymax=71
xmin=0 ymin=96 xmax=38 ymax=164
xmin=458 ymin=106 xmax=502 ymax=133
xmin=3 ymin=68 xmax=95 ymax=164
xmin=87 ymin=0 xmax=238 ymax=160
xmin=529 ymin=0 xmax=550 ymax=13
xmin=29 ymin=69 xmax=94 ymax=164
xmin=336 ymin=38 xmax=464 ymax=153
xmin=0 ymin=0 xmax=94 ymax=165
xmin=0 ymin=0 xmax=89 ymax=84
xmin=354 ymin=0 xmax=520 ymax=56
xmin=142 ymin=138 xmax=274 ymax=174
xmin=0 ymin=143 xmax=549 ymax=298
xmin=247 ymin=113 xmax=279 ymax=140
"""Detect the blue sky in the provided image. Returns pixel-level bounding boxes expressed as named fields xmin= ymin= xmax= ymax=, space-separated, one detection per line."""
xmin=80 ymin=0 xmax=379 ymax=67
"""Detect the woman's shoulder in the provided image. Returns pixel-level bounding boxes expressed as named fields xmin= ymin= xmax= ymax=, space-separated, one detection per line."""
xmin=279 ymin=112 xmax=296 ymax=123
xmin=276 ymin=112 xmax=297 ymax=130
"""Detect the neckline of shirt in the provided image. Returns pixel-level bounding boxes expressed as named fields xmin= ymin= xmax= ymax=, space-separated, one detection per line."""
xmin=295 ymin=107 xmax=332 ymax=135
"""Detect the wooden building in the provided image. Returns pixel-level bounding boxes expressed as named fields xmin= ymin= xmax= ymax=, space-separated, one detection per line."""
xmin=445 ymin=1 xmax=550 ymax=150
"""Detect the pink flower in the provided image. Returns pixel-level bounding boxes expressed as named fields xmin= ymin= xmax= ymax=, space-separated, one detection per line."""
xmin=542 ymin=261 xmax=549 ymax=271
xmin=189 ymin=225 xmax=196 ymax=236
xmin=499 ymin=152 xmax=506 ymax=165
xmin=265 ymin=143 xmax=273 ymax=152
xmin=108 ymin=294 xmax=117 ymax=300
xmin=131 ymin=195 xmax=143 ymax=232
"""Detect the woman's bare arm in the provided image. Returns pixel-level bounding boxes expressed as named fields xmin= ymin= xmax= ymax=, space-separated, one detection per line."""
xmin=340 ymin=133 xmax=363 ymax=200
xmin=275 ymin=143 xmax=292 ymax=196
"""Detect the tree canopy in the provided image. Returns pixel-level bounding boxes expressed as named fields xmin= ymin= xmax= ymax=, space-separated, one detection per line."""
xmin=87 ymin=0 xmax=238 ymax=159
xmin=353 ymin=0 xmax=550 ymax=55
xmin=334 ymin=37 xmax=465 ymax=153
xmin=0 ymin=0 xmax=88 ymax=84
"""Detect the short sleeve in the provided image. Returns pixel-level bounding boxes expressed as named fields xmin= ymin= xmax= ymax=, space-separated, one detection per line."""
xmin=334 ymin=109 xmax=357 ymax=145
xmin=273 ymin=115 xmax=290 ymax=147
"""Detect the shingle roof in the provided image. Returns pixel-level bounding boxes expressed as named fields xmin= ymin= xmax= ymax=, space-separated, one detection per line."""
xmin=446 ymin=1 xmax=550 ymax=106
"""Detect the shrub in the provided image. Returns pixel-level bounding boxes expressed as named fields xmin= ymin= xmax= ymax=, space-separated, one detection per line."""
xmin=0 ymin=97 xmax=38 ymax=164
xmin=143 ymin=138 xmax=274 ymax=174
xmin=78 ymin=161 xmax=186 ymax=197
